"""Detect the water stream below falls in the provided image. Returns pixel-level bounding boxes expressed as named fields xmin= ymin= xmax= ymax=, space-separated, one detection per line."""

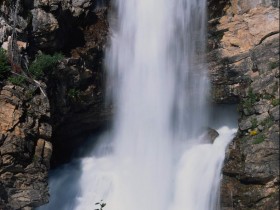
xmin=39 ymin=0 xmax=238 ymax=209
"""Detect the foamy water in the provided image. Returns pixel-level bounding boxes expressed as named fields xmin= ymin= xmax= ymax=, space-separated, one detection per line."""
xmin=39 ymin=0 xmax=238 ymax=209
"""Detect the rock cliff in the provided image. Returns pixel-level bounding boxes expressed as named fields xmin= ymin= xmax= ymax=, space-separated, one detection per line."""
xmin=0 ymin=0 xmax=279 ymax=209
xmin=0 ymin=85 xmax=51 ymax=209
xmin=207 ymin=1 xmax=279 ymax=209
xmin=0 ymin=0 xmax=111 ymax=208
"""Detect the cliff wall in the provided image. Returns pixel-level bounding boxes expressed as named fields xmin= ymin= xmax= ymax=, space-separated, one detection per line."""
xmin=207 ymin=1 xmax=279 ymax=209
xmin=0 ymin=0 xmax=111 ymax=208
xmin=0 ymin=0 xmax=279 ymax=209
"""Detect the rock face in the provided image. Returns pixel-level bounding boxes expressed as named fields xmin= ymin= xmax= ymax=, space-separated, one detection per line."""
xmin=208 ymin=5 xmax=279 ymax=103
xmin=207 ymin=127 xmax=220 ymax=143
xmin=0 ymin=85 xmax=51 ymax=209
xmin=0 ymin=0 xmax=111 ymax=208
xmin=208 ymin=2 xmax=279 ymax=209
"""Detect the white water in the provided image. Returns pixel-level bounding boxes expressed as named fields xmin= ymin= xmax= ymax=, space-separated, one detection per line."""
xmin=39 ymin=0 xmax=238 ymax=209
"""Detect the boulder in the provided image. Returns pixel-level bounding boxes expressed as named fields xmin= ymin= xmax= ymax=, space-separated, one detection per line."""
xmin=207 ymin=127 xmax=219 ymax=143
xmin=31 ymin=8 xmax=59 ymax=34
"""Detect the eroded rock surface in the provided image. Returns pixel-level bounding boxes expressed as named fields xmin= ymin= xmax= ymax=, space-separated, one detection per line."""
xmin=208 ymin=5 xmax=279 ymax=104
xmin=208 ymin=2 xmax=279 ymax=209
xmin=0 ymin=0 xmax=110 ymax=208
xmin=0 ymin=85 xmax=52 ymax=209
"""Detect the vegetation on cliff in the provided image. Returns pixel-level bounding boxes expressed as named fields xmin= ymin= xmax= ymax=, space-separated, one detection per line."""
xmin=0 ymin=48 xmax=10 ymax=79
xmin=29 ymin=53 xmax=64 ymax=79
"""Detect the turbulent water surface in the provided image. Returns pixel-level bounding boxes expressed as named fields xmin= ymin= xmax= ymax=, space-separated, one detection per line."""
xmin=39 ymin=0 xmax=237 ymax=210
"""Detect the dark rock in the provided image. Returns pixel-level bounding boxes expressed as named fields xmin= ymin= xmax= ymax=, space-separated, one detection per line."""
xmin=207 ymin=127 xmax=219 ymax=143
xmin=0 ymin=85 xmax=52 ymax=208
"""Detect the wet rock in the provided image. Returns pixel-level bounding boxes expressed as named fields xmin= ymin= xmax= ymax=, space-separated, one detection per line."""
xmin=207 ymin=127 xmax=219 ymax=143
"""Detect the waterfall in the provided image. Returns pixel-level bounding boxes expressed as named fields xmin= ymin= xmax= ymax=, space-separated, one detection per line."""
xmin=39 ymin=0 xmax=237 ymax=210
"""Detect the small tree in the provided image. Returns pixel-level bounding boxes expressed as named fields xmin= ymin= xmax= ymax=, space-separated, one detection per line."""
xmin=28 ymin=53 xmax=64 ymax=79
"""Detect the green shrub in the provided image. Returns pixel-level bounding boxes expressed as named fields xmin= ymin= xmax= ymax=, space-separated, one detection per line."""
xmin=29 ymin=53 xmax=64 ymax=79
xmin=262 ymin=93 xmax=273 ymax=100
xmin=253 ymin=134 xmax=265 ymax=144
xmin=268 ymin=61 xmax=278 ymax=70
xmin=250 ymin=118 xmax=258 ymax=129
xmin=25 ymin=88 xmax=36 ymax=99
xmin=248 ymin=88 xmax=258 ymax=102
xmin=260 ymin=117 xmax=274 ymax=128
xmin=243 ymin=87 xmax=258 ymax=111
xmin=67 ymin=88 xmax=80 ymax=100
xmin=271 ymin=98 xmax=279 ymax=106
xmin=8 ymin=75 xmax=26 ymax=86
xmin=241 ymin=136 xmax=249 ymax=142
xmin=0 ymin=48 xmax=11 ymax=79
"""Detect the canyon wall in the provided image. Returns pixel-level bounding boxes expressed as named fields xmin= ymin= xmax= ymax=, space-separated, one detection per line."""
xmin=207 ymin=1 xmax=279 ymax=209
xmin=0 ymin=0 xmax=111 ymax=208
xmin=0 ymin=0 xmax=279 ymax=209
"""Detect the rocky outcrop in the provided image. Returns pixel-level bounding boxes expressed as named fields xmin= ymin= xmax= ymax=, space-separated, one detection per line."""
xmin=220 ymin=37 xmax=279 ymax=209
xmin=208 ymin=5 xmax=279 ymax=103
xmin=208 ymin=2 xmax=279 ymax=209
xmin=0 ymin=85 xmax=52 ymax=209
xmin=49 ymin=57 xmax=112 ymax=166
xmin=0 ymin=0 xmax=110 ymax=208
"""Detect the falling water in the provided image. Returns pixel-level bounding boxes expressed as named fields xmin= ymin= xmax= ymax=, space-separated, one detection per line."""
xmin=39 ymin=0 xmax=238 ymax=210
